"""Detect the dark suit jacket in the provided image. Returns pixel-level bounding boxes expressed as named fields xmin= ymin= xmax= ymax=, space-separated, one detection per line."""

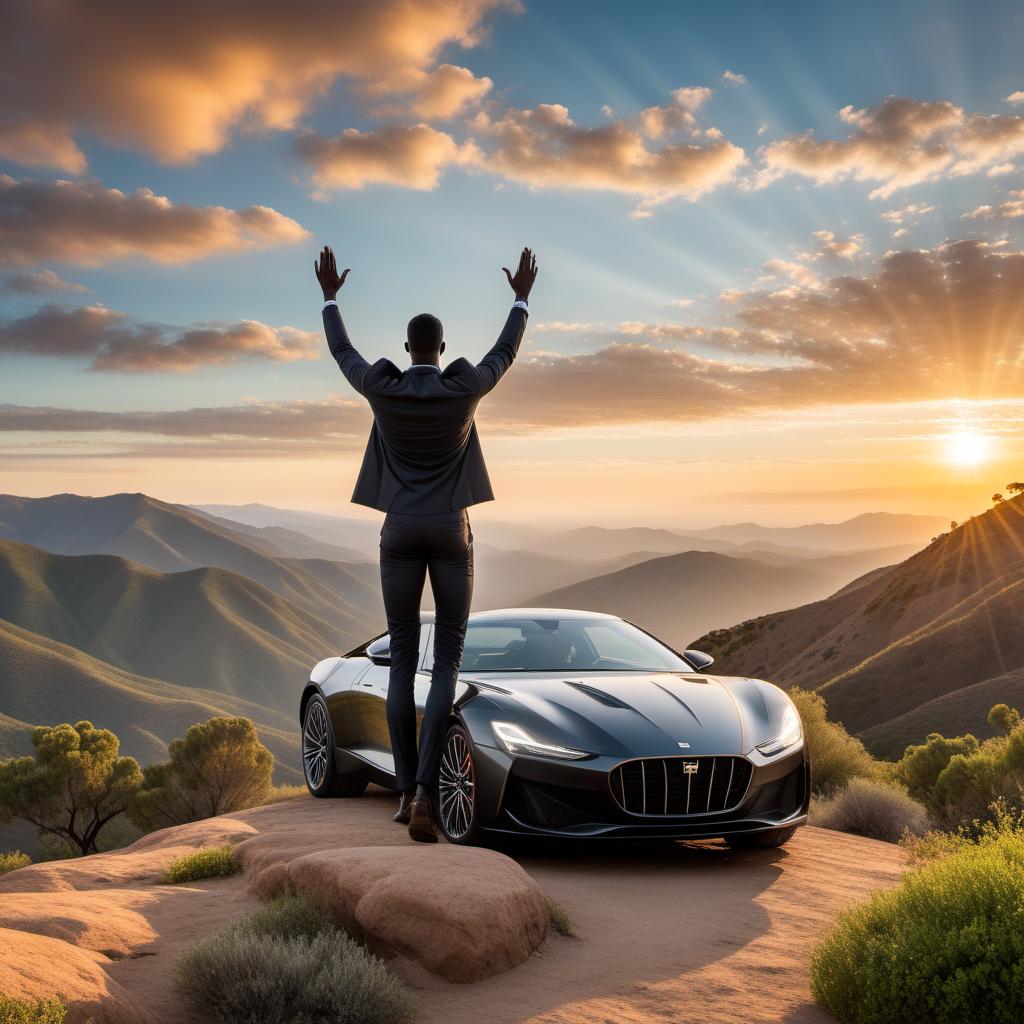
xmin=323 ymin=303 xmax=528 ymax=513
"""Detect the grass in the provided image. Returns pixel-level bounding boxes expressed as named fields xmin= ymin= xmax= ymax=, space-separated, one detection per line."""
xmin=174 ymin=892 xmax=412 ymax=1024
xmin=162 ymin=845 xmax=240 ymax=884
xmin=546 ymin=897 xmax=577 ymax=937
xmin=260 ymin=784 xmax=308 ymax=804
xmin=810 ymin=829 xmax=1024 ymax=1023
xmin=0 ymin=997 xmax=66 ymax=1024
xmin=0 ymin=850 xmax=31 ymax=876
xmin=811 ymin=777 xmax=931 ymax=843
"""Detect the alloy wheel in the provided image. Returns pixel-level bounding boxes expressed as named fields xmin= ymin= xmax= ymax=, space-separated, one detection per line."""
xmin=303 ymin=698 xmax=330 ymax=791
xmin=438 ymin=729 xmax=475 ymax=839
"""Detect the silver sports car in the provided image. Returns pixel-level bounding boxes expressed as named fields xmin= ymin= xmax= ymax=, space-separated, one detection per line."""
xmin=300 ymin=608 xmax=810 ymax=846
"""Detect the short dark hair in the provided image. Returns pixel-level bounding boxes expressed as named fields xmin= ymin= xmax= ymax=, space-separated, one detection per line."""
xmin=407 ymin=313 xmax=443 ymax=355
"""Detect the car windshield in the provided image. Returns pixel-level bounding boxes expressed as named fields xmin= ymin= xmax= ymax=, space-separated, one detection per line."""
xmin=455 ymin=617 xmax=692 ymax=673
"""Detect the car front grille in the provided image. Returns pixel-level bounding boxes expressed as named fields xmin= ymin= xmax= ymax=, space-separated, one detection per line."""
xmin=609 ymin=756 xmax=752 ymax=816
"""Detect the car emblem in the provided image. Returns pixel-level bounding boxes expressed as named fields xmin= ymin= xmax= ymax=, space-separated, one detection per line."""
xmin=682 ymin=761 xmax=699 ymax=774
xmin=677 ymin=741 xmax=690 ymax=749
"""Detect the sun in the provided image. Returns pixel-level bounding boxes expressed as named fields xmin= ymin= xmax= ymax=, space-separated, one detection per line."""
xmin=945 ymin=430 xmax=994 ymax=467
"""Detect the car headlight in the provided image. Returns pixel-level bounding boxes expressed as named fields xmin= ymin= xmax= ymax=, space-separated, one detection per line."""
xmin=492 ymin=721 xmax=590 ymax=760
xmin=755 ymin=704 xmax=804 ymax=757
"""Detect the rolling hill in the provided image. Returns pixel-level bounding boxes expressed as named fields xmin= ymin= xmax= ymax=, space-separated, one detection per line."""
xmin=524 ymin=550 xmax=836 ymax=648
xmin=692 ymin=494 xmax=1024 ymax=749
xmin=0 ymin=493 xmax=383 ymax=631
xmin=0 ymin=539 xmax=367 ymax=714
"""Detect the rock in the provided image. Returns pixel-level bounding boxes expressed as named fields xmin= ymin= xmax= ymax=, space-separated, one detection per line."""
xmin=246 ymin=844 xmax=548 ymax=982
xmin=0 ymin=927 xmax=159 ymax=1024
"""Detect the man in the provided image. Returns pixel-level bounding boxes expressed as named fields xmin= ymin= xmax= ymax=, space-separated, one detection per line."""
xmin=314 ymin=243 xmax=538 ymax=842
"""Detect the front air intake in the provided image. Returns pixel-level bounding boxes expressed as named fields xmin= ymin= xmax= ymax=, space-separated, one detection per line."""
xmin=609 ymin=756 xmax=752 ymax=816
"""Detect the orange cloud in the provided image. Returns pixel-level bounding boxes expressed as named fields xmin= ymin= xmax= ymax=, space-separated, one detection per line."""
xmin=3 ymin=270 xmax=87 ymax=294
xmin=754 ymin=96 xmax=1024 ymax=198
xmin=370 ymin=65 xmax=494 ymax=120
xmin=295 ymin=125 xmax=479 ymax=192
xmin=0 ymin=304 xmax=318 ymax=372
xmin=0 ymin=0 xmax=512 ymax=169
xmin=470 ymin=99 xmax=745 ymax=214
xmin=0 ymin=176 xmax=308 ymax=267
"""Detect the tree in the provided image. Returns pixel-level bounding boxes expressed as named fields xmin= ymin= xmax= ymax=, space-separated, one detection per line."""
xmin=1007 ymin=482 xmax=1024 ymax=495
xmin=992 ymin=493 xmax=1004 ymax=504
xmin=0 ymin=721 xmax=141 ymax=856
xmin=894 ymin=731 xmax=980 ymax=809
xmin=950 ymin=520 xmax=958 ymax=531
xmin=989 ymin=703 xmax=1022 ymax=736
xmin=130 ymin=717 xmax=273 ymax=830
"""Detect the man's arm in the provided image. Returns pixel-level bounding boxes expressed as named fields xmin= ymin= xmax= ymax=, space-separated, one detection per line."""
xmin=476 ymin=246 xmax=538 ymax=396
xmin=315 ymin=244 xmax=371 ymax=395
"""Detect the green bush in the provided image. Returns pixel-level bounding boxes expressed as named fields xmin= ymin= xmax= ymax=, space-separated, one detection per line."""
xmin=174 ymin=893 xmax=412 ymax=1024
xmin=162 ymin=845 xmax=240 ymax=884
xmin=0 ymin=997 xmax=67 ymax=1024
xmin=789 ymin=688 xmax=877 ymax=795
xmin=810 ymin=830 xmax=1024 ymax=1023
xmin=0 ymin=850 xmax=31 ymax=876
xmin=901 ymin=799 xmax=1024 ymax=865
xmin=812 ymin=777 xmax=930 ymax=843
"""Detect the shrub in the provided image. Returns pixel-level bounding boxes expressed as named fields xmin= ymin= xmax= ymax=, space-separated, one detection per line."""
xmin=933 ymin=723 xmax=1024 ymax=826
xmin=901 ymin=799 xmax=1024 ymax=865
xmin=789 ymin=689 xmax=877 ymax=795
xmin=174 ymin=893 xmax=412 ymax=1024
xmin=131 ymin=717 xmax=274 ymax=830
xmin=0 ymin=850 xmax=31 ymax=876
xmin=0 ymin=997 xmax=66 ymax=1024
xmin=810 ymin=830 xmax=1024 ymax=1024
xmin=812 ymin=777 xmax=931 ymax=843
xmin=162 ymin=845 xmax=240 ymax=884
xmin=546 ymin=897 xmax=576 ymax=937
xmin=894 ymin=731 xmax=980 ymax=807
xmin=260 ymin=784 xmax=307 ymax=805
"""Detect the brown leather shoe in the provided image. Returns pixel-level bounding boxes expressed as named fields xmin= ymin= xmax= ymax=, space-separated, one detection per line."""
xmin=408 ymin=785 xmax=438 ymax=843
xmin=392 ymin=790 xmax=414 ymax=825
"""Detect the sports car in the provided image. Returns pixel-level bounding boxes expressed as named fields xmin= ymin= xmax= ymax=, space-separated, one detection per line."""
xmin=300 ymin=608 xmax=810 ymax=846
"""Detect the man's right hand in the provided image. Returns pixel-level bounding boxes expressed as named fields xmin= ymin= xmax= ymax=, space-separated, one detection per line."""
xmin=502 ymin=247 xmax=538 ymax=302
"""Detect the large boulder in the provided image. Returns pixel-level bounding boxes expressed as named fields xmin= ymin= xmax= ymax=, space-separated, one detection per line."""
xmin=0 ymin=927 xmax=159 ymax=1024
xmin=245 ymin=844 xmax=548 ymax=982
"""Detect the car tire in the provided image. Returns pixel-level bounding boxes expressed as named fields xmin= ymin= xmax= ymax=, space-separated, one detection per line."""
xmin=436 ymin=723 xmax=481 ymax=844
xmin=725 ymin=825 xmax=798 ymax=849
xmin=302 ymin=693 xmax=368 ymax=798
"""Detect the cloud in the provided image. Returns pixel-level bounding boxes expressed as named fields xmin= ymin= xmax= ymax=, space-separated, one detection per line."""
xmin=294 ymin=124 xmax=479 ymax=192
xmin=1008 ymin=92 xmax=1024 ymax=105
xmin=0 ymin=176 xmax=308 ymax=267
xmin=963 ymin=191 xmax=1024 ymax=219
xmin=754 ymin=96 xmax=1024 ymax=198
xmin=2 ymin=270 xmax=87 ymax=294
xmin=881 ymin=202 xmax=934 ymax=224
xmin=639 ymin=87 xmax=713 ymax=139
xmin=470 ymin=97 xmax=745 ymax=215
xmin=0 ymin=304 xmax=318 ymax=372
xmin=370 ymin=64 xmax=493 ymax=119
xmin=809 ymin=229 xmax=864 ymax=259
xmin=722 ymin=71 xmax=748 ymax=86
xmin=0 ymin=0 xmax=512 ymax=170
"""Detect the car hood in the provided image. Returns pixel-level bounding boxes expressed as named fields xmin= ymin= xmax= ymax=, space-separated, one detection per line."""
xmin=459 ymin=671 xmax=775 ymax=758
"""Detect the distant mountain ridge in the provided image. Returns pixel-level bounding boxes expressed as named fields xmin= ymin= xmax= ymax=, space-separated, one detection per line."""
xmin=692 ymin=495 xmax=1024 ymax=752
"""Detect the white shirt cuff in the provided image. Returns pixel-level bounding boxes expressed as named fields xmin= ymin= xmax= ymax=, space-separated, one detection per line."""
xmin=512 ymin=299 xmax=528 ymax=311
xmin=322 ymin=299 xmax=338 ymax=309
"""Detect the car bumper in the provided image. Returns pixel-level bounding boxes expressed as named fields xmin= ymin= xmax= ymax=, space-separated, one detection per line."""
xmin=473 ymin=742 xmax=810 ymax=840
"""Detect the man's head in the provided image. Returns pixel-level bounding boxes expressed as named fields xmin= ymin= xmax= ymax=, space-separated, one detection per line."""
xmin=405 ymin=313 xmax=444 ymax=364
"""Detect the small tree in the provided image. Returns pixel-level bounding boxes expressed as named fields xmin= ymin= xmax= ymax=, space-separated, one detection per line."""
xmin=131 ymin=717 xmax=274 ymax=831
xmin=0 ymin=721 xmax=141 ymax=856
xmin=949 ymin=520 xmax=958 ymax=531
xmin=992 ymin=493 xmax=1004 ymax=504
xmin=989 ymin=703 xmax=1022 ymax=736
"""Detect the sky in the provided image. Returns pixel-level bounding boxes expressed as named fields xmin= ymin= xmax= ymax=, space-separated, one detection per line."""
xmin=2 ymin=0 xmax=1023 ymax=527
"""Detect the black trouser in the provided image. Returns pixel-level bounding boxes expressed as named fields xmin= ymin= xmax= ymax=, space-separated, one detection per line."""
xmin=380 ymin=509 xmax=474 ymax=792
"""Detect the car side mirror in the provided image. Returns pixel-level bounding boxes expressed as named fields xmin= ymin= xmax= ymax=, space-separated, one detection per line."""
xmin=366 ymin=635 xmax=391 ymax=666
xmin=685 ymin=649 xmax=714 ymax=672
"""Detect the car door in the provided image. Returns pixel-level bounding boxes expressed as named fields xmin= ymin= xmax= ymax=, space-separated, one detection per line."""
xmin=353 ymin=622 xmax=432 ymax=773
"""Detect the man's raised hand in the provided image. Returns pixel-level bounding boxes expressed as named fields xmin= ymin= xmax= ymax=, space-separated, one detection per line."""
xmin=314 ymin=245 xmax=350 ymax=301
xmin=502 ymin=246 xmax=538 ymax=302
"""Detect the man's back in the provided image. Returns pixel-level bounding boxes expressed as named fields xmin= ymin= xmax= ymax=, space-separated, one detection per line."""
xmin=322 ymin=302 xmax=528 ymax=513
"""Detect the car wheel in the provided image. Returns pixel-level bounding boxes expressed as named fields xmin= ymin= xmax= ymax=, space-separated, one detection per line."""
xmin=302 ymin=693 xmax=368 ymax=798
xmin=725 ymin=825 xmax=798 ymax=849
xmin=437 ymin=723 xmax=480 ymax=844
